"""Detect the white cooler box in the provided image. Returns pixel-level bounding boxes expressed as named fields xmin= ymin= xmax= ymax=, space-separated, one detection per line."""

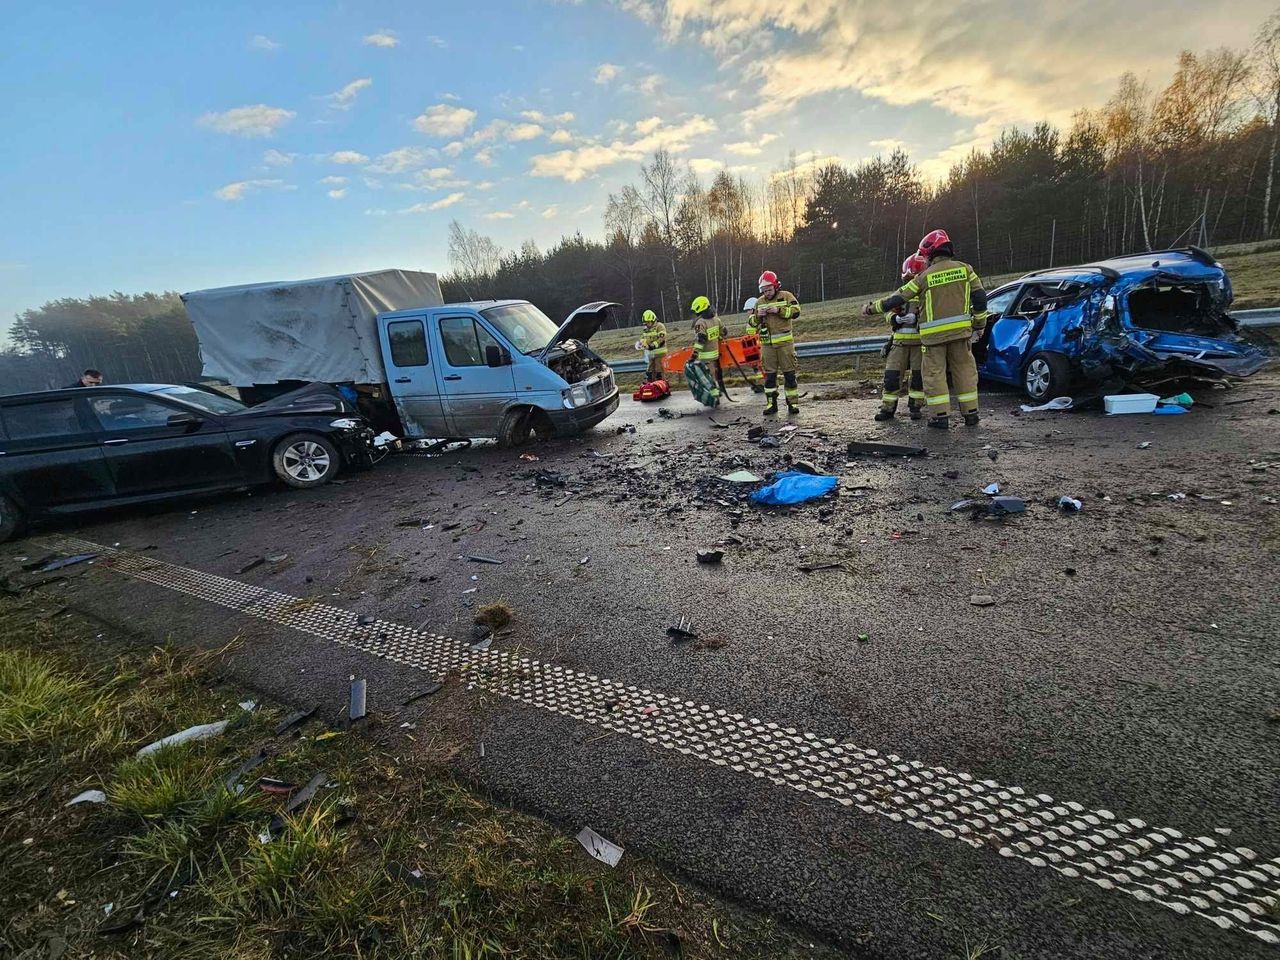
xmin=1104 ymin=393 xmax=1159 ymax=415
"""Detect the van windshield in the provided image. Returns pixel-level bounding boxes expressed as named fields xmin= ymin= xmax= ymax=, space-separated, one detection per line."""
xmin=482 ymin=303 xmax=559 ymax=354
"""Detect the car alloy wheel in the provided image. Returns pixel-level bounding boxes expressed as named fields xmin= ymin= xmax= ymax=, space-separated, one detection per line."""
xmin=281 ymin=440 xmax=331 ymax=483
xmin=1025 ymin=357 xmax=1052 ymax=399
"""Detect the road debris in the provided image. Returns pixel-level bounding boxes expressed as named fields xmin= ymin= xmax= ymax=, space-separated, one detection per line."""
xmin=847 ymin=440 xmax=926 ymax=458
xmin=696 ymin=549 xmax=724 ymax=564
xmin=402 ymin=681 xmax=445 ymax=706
xmin=950 ymin=496 xmax=1026 ymax=518
xmin=348 ymin=679 xmax=367 ymax=722
xmin=266 ymin=554 xmax=289 ymax=563
xmin=856 ymin=633 xmax=870 ymax=643
xmin=759 ymin=435 xmax=781 ymax=448
xmin=1168 ymin=492 xmax=1187 ymax=501
xmin=65 ymin=789 xmax=106 ymax=807
xmin=719 ymin=470 xmax=761 ymax=483
xmin=577 ymin=826 xmax=624 ymax=867
xmin=1058 ymin=496 xmax=1084 ymax=512
xmin=747 ymin=425 xmax=765 ymax=440
xmin=263 ymin=771 xmax=329 ymax=841
xmin=518 ymin=452 xmax=540 ymax=462
xmin=32 ymin=554 xmax=97 ymax=574
xmin=751 ymin=471 xmax=838 ymax=506
xmin=137 ymin=720 xmax=231 ymax=759
xmin=223 ymin=750 xmax=269 ymax=794
xmin=970 ymin=594 xmax=997 ymax=607
xmin=236 ymin=557 xmax=265 ymax=574
xmin=1138 ymin=441 xmax=1152 ymax=449
xmin=799 ymin=562 xmax=845 ymax=573
xmin=982 ymin=482 xmax=1000 ymax=496
xmin=396 ymin=517 xmax=428 ymax=527
xmin=667 ymin=617 xmax=698 ymax=643
xmin=273 ymin=705 xmax=318 ymax=736
xmin=470 ymin=636 xmax=493 ymax=651
xmin=791 ymin=459 xmax=820 ymax=475
xmin=467 ymin=555 xmax=505 ymax=565
xmin=1020 ymin=396 xmax=1073 ymax=412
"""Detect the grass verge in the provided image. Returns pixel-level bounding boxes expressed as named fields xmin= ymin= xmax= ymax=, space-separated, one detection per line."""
xmin=0 ymin=593 xmax=831 ymax=959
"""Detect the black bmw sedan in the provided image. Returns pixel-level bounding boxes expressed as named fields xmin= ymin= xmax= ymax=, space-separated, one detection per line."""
xmin=0 ymin=382 xmax=375 ymax=542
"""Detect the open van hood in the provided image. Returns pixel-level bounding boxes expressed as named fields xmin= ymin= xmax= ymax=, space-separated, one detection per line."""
xmin=540 ymin=301 xmax=619 ymax=359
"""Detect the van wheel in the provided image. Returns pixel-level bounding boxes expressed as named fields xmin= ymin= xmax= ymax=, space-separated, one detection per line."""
xmin=498 ymin=409 xmax=533 ymax=448
xmin=0 ymin=494 xmax=23 ymax=544
xmin=1023 ymin=352 xmax=1072 ymax=402
xmin=272 ymin=434 xmax=340 ymax=488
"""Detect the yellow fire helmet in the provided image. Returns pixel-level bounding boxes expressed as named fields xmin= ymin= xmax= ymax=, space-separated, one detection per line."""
xmin=642 ymin=309 xmax=657 ymax=324
xmin=690 ymin=295 xmax=710 ymax=315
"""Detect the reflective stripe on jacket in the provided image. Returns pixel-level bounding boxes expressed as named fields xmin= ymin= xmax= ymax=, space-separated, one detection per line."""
xmin=641 ymin=322 xmax=668 ymax=355
xmin=873 ymin=259 xmax=985 ymax=346
xmin=747 ymin=291 xmax=800 ymax=345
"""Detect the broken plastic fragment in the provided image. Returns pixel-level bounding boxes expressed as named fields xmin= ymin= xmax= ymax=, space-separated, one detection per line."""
xmin=970 ymin=594 xmax=996 ymax=607
xmin=137 ymin=720 xmax=231 ymax=759
xmin=696 ymin=549 xmax=724 ymax=564
xmin=982 ymin=482 xmax=1000 ymax=496
xmin=273 ymin=705 xmax=318 ymax=735
xmin=66 ymin=789 xmax=106 ymax=807
xmin=36 ymin=553 xmax=97 ymax=573
xmin=1019 ymin=396 xmax=1073 ymax=413
xmin=576 ymin=825 xmax=625 ymax=867
xmin=348 ymin=679 xmax=367 ymax=722
xmin=719 ymin=470 xmax=761 ymax=483
xmin=1057 ymin=496 xmax=1083 ymax=512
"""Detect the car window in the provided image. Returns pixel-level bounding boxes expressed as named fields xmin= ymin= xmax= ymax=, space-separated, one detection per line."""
xmin=388 ymin=319 xmax=429 ymax=367
xmin=439 ymin=316 xmax=500 ymax=367
xmin=90 ymin=396 xmax=184 ymax=432
xmin=985 ymin=287 xmax=1019 ymax=316
xmin=149 ymin=385 xmax=245 ymax=415
xmin=2 ymin=399 xmax=83 ymax=441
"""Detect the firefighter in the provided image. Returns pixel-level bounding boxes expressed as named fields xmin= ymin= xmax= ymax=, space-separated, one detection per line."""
xmin=747 ymin=270 xmax=801 ymax=415
xmin=639 ymin=309 xmax=667 ymax=382
xmin=875 ymin=253 xmax=928 ymax=422
xmin=690 ymin=296 xmax=727 ymax=402
xmin=863 ymin=230 xmax=987 ymax=429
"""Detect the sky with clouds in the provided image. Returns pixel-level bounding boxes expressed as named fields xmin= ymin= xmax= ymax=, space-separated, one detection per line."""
xmin=3 ymin=0 xmax=1277 ymax=330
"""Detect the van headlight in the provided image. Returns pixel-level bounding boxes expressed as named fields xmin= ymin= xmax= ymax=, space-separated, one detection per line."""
xmin=562 ymin=383 xmax=592 ymax=409
xmin=330 ymin=417 xmax=361 ymax=429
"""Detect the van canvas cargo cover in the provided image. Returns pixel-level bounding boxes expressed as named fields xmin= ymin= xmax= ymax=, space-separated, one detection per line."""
xmin=182 ymin=269 xmax=443 ymax=386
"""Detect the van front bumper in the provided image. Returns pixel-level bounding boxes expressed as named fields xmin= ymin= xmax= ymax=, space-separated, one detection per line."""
xmin=547 ymin=390 xmax=620 ymax=435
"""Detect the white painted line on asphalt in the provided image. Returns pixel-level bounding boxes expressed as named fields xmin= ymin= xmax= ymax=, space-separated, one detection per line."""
xmin=37 ymin=535 xmax=1280 ymax=947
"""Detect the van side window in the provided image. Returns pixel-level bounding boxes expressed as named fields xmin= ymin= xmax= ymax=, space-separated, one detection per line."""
xmin=439 ymin=316 xmax=500 ymax=367
xmin=388 ymin=319 xmax=428 ymax=367
xmin=2 ymin=399 xmax=82 ymax=441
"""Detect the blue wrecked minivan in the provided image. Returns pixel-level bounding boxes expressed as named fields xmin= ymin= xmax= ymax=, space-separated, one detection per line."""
xmin=183 ymin=271 xmax=620 ymax=446
xmin=974 ymin=248 xmax=1271 ymax=400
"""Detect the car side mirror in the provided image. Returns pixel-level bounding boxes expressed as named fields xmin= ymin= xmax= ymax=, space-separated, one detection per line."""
xmin=485 ymin=344 xmax=511 ymax=367
xmin=167 ymin=412 xmax=200 ymax=427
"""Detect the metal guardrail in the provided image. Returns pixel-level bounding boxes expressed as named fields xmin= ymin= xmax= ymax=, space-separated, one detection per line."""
xmin=605 ymin=308 xmax=1280 ymax=374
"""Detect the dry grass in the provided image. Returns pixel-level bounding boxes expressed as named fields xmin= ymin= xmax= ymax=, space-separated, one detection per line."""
xmin=0 ymin=593 xmax=829 ymax=960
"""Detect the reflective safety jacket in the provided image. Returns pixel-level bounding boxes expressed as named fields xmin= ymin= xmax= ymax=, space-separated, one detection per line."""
xmin=872 ymin=258 xmax=986 ymax=346
xmin=693 ymin=313 xmax=726 ymax=360
xmin=747 ymin=290 xmax=800 ymax=345
xmin=641 ymin=321 xmax=668 ymax=355
xmin=885 ymin=305 xmax=920 ymax=343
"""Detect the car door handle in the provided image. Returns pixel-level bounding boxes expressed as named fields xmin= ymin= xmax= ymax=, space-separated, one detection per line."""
xmin=235 ymin=439 xmax=257 ymax=448
xmin=394 ymin=377 xmax=412 ymax=383
xmin=444 ymin=375 xmax=462 ymax=381
xmin=103 ymin=438 xmax=129 ymax=446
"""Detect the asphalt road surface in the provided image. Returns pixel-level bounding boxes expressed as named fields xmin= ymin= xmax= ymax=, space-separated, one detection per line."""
xmin=7 ymin=376 xmax=1280 ymax=959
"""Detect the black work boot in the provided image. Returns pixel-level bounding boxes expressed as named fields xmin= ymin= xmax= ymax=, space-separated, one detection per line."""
xmin=964 ymin=412 xmax=980 ymax=427
xmin=908 ymin=403 xmax=923 ymax=421
xmin=928 ymin=416 xmax=950 ymax=430
xmin=787 ymin=402 xmax=800 ymax=416
xmin=874 ymin=407 xmax=896 ymax=422
xmin=763 ymin=398 xmax=778 ymax=415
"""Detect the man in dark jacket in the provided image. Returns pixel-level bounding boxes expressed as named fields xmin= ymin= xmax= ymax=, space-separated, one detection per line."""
xmin=67 ymin=369 xmax=103 ymax=387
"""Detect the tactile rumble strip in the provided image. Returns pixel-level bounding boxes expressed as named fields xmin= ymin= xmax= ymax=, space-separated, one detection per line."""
xmin=39 ymin=535 xmax=1280 ymax=946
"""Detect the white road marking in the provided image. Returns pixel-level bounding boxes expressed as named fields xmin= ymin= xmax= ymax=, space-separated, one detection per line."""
xmin=36 ymin=535 xmax=1280 ymax=947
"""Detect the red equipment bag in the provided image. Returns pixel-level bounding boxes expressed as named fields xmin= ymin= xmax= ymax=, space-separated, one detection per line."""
xmin=632 ymin=379 xmax=671 ymax=402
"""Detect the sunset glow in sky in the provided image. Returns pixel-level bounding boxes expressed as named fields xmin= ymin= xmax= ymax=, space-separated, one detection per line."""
xmin=3 ymin=0 xmax=1277 ymax=326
